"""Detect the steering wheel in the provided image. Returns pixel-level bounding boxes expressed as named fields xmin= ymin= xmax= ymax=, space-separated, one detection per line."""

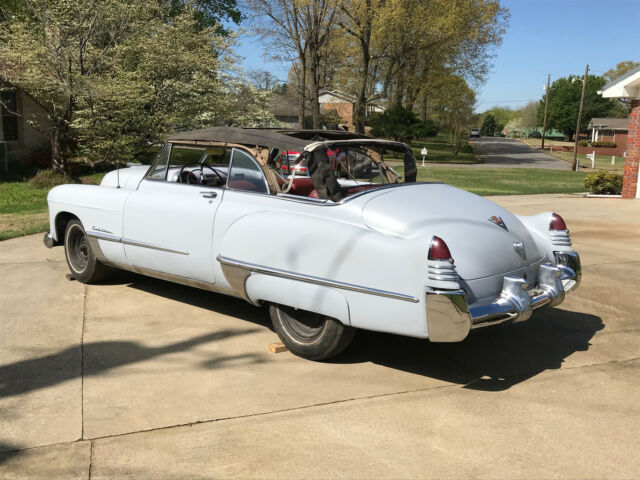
xmin=179 ymin=164 xmax=225 ymax=186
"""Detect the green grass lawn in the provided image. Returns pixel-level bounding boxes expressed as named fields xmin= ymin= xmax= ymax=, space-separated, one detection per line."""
xmin=0 ymin=172 xmax=106 ymax=241
xmin=408 ymin=135 xmax=479 ymax=164
xmin=546 ymin=150 xmax=625 ymax=172
xmin=519 ymin=138 xmax=624 ymax=173
xmin=0 ymin=182 xmax=50 ymax=214
xmin=396 ymin=166 xmax=590 ymax=196
xmin=0 ymin=183 xmax=51 ymax=240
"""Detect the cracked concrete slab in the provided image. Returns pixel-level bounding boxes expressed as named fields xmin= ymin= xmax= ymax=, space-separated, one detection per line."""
xmin=0 ymin=194 xmax=638 ymax=479
xmin=81 ymin=275 xmax=470 ymax=439
xmin=0 ymin=441 xmax=91 ymax=480
xmin=0 ymin=240 xmax=84 ymax=450
xmin=87 ymin=360 xmax=640 ymax=480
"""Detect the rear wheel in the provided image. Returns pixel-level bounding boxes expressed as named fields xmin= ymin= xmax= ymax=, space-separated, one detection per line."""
xmin=64 ymin=219 xmax=109 ymax=283
xmin=269 ymin=304 xmax=355 ymax=360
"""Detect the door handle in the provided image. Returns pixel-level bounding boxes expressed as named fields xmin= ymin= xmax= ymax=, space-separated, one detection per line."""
xmin=200 ymin=191 xmax=217 ymax=199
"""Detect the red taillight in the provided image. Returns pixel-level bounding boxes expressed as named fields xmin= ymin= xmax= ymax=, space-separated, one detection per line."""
xmin=550 ymin=213 xmax=567 ymax=231
xmin=428 ymin=236 xmax=453 ymax=262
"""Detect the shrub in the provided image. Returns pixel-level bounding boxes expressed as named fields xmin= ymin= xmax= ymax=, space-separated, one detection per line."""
xmin=369 ymin=105 xmax=421 ymax=141
xmin=584 ymin=171 xmax=623 ymax=195
xmin=28 ymin=169 xmax=69 ymax=189
xmin=578 ymin=140 xmax=589 ymax=147
xmin=411 ymin=120 xmax=439 ymax=139
xmin=591 ymin=140 xmax=617 ymax=148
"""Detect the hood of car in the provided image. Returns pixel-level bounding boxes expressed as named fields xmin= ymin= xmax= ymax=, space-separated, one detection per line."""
xmin=361 ymin=183 xmax=544 ymax=280
xmin=100 ymin=166 xmax=149 ymax=189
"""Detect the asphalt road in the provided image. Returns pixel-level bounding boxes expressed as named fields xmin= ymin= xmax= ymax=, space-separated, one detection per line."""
xmin=1 ymin=195 xmax=639 ymax=479
xmin=470 ymin=136 xmax=571 ymax=169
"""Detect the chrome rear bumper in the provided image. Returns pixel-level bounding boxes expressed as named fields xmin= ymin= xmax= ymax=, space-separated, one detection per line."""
xmin=426 ymin=252 xmax=581 ymax=342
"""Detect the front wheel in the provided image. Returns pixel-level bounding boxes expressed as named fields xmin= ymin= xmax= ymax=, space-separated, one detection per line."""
xmin=269 ymin=304 xmax=355 ymax=361
xmin=64 ymin=219 xmax=110 ymax=283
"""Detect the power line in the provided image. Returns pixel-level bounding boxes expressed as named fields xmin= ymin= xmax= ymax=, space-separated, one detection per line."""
xmin=477 ymin=99 xmax=537 ymax=104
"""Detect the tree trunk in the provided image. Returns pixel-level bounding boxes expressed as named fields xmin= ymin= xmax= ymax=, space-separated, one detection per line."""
xmin=50 ymin=124 xmax=67 ymax=174
xmin=353 ymin=37 xmax=370 ymax=133
xmin=452 ymin=122 xmax=460 ymax=155
xmin=310 ymin=60 xmax=320 ymax=129
xmin=298 ymin=59 xmax=306 ymax=129
xmin=420 ymin=93 xmax=427 ymax=122
xmin=352 ymin=3 xmax=372 ymax=134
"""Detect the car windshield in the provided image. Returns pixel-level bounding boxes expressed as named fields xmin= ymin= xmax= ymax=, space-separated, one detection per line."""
xmin=275 ymin=140 xmax=417 ymax=202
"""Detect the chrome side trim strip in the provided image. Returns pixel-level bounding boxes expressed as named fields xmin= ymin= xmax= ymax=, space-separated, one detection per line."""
xmin=97 ymin=258 xmax=240 ymax=298
xmin=86 ymin=231 xmax=121 ymax=243
xmin=86 ymin=231 xmax=189 ymax=256
xmin=217 ymin=255 xmax=420 ymax=303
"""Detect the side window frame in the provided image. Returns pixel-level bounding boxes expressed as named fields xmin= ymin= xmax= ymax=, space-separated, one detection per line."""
xmin=145 ymin=143 xmax=172 ymax=181
xmin=227 ymin=148 xmax=270 ymax=195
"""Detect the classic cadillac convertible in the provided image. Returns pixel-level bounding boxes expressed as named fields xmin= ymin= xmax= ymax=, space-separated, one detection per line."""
xmin=44 ymin=127 xmax=581 ymax=360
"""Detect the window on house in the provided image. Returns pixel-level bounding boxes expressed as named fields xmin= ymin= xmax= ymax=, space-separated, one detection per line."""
xmin=1 ymin=91 xmax=19 ymax=141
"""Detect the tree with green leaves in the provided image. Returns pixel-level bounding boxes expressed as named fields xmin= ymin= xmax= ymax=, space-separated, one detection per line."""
xmin=368 ymin=105 xmax=421 ymax=141
xmin=536 ymin=74 xmax=619 ymax=140
xmin=0 ymin=0 xmax=265 ymax=172
xmin=432 ymin=75 xmax=476 ymax=154
xmin=480 ymin=113 xmax=497 ymax=136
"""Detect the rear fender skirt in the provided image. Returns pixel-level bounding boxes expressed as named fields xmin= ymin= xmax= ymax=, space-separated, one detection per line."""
xmin=244 ymin=274 xmax=351 ymax=325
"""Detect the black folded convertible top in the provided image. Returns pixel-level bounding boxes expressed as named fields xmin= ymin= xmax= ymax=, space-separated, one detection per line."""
xmin=167 ymin=127 xmax=372 ymax=153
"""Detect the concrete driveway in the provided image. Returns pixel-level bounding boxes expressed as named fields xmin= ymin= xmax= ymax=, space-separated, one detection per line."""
xmin=1 ymin=195 xmax=639 ymax=479
xmin=470 ymin=137 xmax=571 ymax=169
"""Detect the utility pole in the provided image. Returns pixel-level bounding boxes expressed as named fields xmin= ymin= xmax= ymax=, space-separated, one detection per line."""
xmin=572 ymin=64 xmax=589 ymax=171
xmin=541 ymin=74 xmax=551 ymax=150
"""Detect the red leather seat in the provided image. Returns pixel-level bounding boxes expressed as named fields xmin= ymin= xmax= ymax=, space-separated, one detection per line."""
xmin=289 ymin=177 xmax=315 ymax=196
xmin=228 ymin=180 xmax=259 ymax=191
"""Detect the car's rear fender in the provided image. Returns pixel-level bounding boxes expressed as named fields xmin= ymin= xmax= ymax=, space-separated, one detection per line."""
xmin=245 ymin=274 xmax=351 ymax=325
xmin=217 ymin=210 xmax=431 ymax=337
xmin=515 ymin=212 xmax=575 ymax=259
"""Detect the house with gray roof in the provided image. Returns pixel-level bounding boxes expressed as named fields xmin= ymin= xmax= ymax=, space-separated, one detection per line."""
xmin=587 ymin=117 xmax=629 ymax=145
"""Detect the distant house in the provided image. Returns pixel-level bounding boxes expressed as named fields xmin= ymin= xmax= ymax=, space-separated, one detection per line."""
xmin=587 ymin=117 xmax=628 ymax=147
xmin=0 ymin=88 xmax=50 ymax=171
xmin=318 ymin=90 xmax=384 ymax=130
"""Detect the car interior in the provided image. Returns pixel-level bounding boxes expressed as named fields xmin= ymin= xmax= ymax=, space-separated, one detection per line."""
xmin=150 ymin=141 xmax=409 ymax=200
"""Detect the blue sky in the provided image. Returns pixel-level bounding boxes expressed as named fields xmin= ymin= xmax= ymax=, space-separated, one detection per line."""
xmin=233 ymin=0 xmax=640 ymax=112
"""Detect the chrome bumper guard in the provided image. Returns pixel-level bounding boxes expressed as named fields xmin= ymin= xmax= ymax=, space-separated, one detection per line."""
xmin=426 ymin=252 xmax=581 ymax=342
xmin=43 ymin=231 xmax=55 ymax=249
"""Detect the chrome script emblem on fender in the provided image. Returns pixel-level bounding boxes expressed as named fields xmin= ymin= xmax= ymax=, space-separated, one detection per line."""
xmin=513 ymin=241 xmax=527 ymax=262
xmin=489 ymin=215 xmax=508 ymax=231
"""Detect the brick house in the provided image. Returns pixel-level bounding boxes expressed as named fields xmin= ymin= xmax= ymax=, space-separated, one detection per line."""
xmin=0 ymin=88 xmax=50 ymax=171
xmin=599 ymin=66 xmax=640 ymax=199
xmin=586 ymin=117 xmax=628 ymax=148
xmin=318 ymin=90 xmax=384 ymax=130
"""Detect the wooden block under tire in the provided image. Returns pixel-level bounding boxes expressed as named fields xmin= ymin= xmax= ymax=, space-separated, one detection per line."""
xmin=269 ymin=342 xmax=288 ymax=353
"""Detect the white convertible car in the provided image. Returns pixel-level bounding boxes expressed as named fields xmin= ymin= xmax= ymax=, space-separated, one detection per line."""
xmin=44 ymin=127 xmax=581 ymax=360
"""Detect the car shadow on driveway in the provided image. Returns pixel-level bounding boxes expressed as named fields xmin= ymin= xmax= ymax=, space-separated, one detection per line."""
xmin=0 ymin=270 xmax=604 ymax=400
xmin=125 ymin=273 xmax=603 ymax=392
xmin=0 ymin=328 xmax=262 ymax=400
xmin=336 ymin=308 xmax=604 ymax=391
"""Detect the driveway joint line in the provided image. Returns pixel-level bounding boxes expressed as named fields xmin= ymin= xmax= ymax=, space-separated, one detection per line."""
xmin=0 ymin=261 xmax=65 ymax=265
xmin=2 ymin=357 xmax=638 ymax=456
xmin=88 ymin=440 xmax=94 ymax=480
xmin=81 ymin=284 xmax=87 ymax=440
